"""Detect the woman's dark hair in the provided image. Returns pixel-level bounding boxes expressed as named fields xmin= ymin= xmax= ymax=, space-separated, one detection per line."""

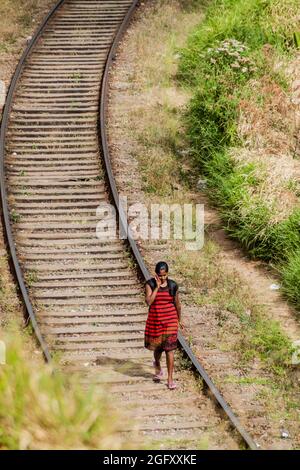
xmin=155 ymin=261 xmax=169 ymax=274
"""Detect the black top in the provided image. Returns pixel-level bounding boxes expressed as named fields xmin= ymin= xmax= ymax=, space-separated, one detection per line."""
xmin=146 ymin=277 xmax=178 ymax=299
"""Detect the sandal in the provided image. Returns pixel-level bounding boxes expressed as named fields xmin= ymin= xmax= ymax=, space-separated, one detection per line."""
xmin=167 ymin=381 xmax=177 ymax=390
xmin=153 ymin=360 xmax=163 ymax=381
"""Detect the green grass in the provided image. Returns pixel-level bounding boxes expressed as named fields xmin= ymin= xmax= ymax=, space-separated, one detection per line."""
xmin=148 ymin=436 xmax=209 ymax=450
xmin=0 ymin=325 xmax=135 ymax=450
xmin=280 ymin=249 xmax=300 ymax=306
xmin=224 ymin=375 xmax=274 ymax=386
xmin=10 ymin=209 xmax=21 ymax=223
xmin=171 ymin=242 xmax=295 ymax=376
xmin=239 ymin=313 xmax=295 ymax=375
xmin=178 ymin=0 xmax=299 ymax=85
xmin=177 ymin=0 xmax=300 ymax=309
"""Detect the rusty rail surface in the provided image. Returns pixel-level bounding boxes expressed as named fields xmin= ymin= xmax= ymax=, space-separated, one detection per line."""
xmin=0 ymin=0 xmax=257 ymax=450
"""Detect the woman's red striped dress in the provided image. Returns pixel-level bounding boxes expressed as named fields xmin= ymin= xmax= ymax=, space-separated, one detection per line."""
xmin=144 ymin=284 xmax=178 ymax=352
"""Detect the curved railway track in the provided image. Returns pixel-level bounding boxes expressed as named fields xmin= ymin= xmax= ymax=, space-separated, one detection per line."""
xmin=0 ymin=0 xmax=257 ymax=449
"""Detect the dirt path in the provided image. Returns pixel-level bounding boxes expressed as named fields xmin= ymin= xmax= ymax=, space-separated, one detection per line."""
xmin=1 ymin=0 xmax=241 ymax=450
xmin=212 ymin=231 xmax=300 ymax=342
xmin=107 ymin=0 xmax=300 ymax=449
xmin=198 ymin=192 xmax=300 ymax=343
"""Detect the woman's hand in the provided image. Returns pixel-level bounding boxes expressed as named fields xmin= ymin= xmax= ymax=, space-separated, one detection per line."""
xmin=154 ymin=274 xmax=162 ymax=288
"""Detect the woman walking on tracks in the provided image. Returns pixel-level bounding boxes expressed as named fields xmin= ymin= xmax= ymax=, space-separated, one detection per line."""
xmin=145 ymin=261 xmax=181 ymax=390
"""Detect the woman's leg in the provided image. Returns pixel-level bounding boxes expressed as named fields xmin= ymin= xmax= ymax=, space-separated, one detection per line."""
xmin=154 ymin=349 xmax=162 ymax=373
xmin=166 ymin=350 xmax=175 ymax=384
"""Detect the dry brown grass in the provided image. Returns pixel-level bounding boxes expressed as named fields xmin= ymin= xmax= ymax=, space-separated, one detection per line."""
xmin=0 ymin=0 xmax=52 ymax=46
xmin=110 ymin=0 xmax=297 ymax=351
xmin=238 ymin=77 xmax=293 ymax=155
xmin=128 ymin=0 xmax=204 ymax=87
xmin=265 ymin=0 xmax=300 ymax=41
xmin=0 ymin=0 xmax=56 ymax=115
xmin=115 ymin=0 xmax=202 ymax=196
xmin=0 ymin=210 xmax=23 ymax=328
xmin=235 ymin=51 xmax=300 ymax=222
xmin=107 ymin=0 xmax=300 ymax=448
xmin=169 ymin=238 xmax=255 ymax=314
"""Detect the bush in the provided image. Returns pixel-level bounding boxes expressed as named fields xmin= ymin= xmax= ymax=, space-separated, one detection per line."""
xmin=0 ymin=326 xmax=133 ymax=450
xmin=281 ymin=250 xmax=300 ymax=307
xmin=177 ymin=0 xmax=300 ymax=308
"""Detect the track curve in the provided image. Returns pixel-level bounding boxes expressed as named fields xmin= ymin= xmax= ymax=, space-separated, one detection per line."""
xmin=0 ymin=0 xmax=257 ymax=449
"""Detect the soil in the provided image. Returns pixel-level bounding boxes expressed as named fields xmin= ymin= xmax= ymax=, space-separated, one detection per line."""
xmin=107 ymin=1 xmax=300 ymax=450
xmin=0 ymin=0 xmax=57 ymax=99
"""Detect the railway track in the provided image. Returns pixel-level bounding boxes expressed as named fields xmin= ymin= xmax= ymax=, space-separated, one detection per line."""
xmin=0 ymin=0 xmax=257 ymax=449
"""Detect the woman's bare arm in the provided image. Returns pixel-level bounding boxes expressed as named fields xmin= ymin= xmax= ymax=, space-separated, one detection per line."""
xmin=145 ymin=283 xmax=159 ymax=306
xmin=175 ymin=291 xmax=181 ymax=322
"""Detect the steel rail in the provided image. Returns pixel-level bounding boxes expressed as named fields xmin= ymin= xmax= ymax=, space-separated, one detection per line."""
xmin=0 ymin=0 xmax=66 ymax=362
xmin=99 ymin=0 xmax=258 ymax=451
xmin=0 ymin=0 xmax=258 ymax=450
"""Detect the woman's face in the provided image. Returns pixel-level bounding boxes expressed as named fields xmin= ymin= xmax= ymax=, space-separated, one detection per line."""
xmin=157 ymin=269 xmax=168 ymax=282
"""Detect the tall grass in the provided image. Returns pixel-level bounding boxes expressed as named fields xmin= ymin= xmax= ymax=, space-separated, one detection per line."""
xmin=177 ymin=0 xmax=300 ymax=308
xmin=0 ymin=326 xmax=134 ymax=450
xmin=281 ymin=250 xmax=300 ymax=306
xmin=172 ymin=243 xmax=294 ymax=376
xmin=178 ymin=0 xmax=299 ymax=84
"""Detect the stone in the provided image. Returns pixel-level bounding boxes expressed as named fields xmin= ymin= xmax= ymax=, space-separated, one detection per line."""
xmin=0 ymin=80 xmax=5 ymax=108
xmin=196 ymin=178 xmax=207 ymax=191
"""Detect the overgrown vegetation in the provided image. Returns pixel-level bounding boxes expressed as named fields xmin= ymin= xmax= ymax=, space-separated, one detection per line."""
xmin=0 ymin=325 xmax=135 ymax=450
xmin=177 ymin=0 xmax=300 ymax=308
xmin=0 ymin=0 xmax=51 ymax=50
xmin=111 ymin=0 xmax=298 ymax=380
xmin=171 ymin=242 xmax=294 ymax=377
xmin=107 ymin=0 xmax=300 ymax=446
